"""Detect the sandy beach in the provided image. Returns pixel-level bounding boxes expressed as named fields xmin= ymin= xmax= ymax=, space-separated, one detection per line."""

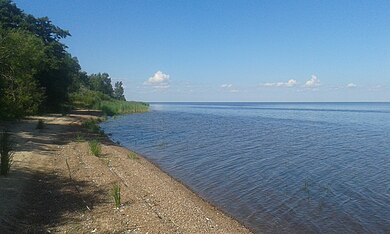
xmin=0 ymin=110 xmax=251 ymax=233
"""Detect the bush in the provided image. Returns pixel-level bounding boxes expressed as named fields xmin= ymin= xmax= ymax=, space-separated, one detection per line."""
xmin=0 ymin=29 xmax=45 ymax=120
xmin=0 ymin=131 xmax=13 ymax=176
xmin=69 ymin=88 xmax=112 ymax=109
xmin=89 ymin=140 xmax=101 ymax=157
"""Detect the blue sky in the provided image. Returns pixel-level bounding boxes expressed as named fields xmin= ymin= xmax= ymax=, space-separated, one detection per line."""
xmin=15 ymin=0 xmax=390 ymax=102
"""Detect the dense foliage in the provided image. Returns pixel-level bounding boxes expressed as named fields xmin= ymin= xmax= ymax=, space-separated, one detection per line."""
xmin=0 ymin=0 xmax=147 ymax=119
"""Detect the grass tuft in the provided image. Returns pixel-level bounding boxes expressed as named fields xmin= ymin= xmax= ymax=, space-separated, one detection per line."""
xmin=111 ymin=183 xmax=121 ymax=208
xmin=0 ymin=131 xmax=13 ymax=176
xmin=127 ymin=152 xmax=138 ymax=160
xmin=75 ymin=133 xmax=85 ymax=142
xmin=89 ymin=140 xmax=101 ymax=157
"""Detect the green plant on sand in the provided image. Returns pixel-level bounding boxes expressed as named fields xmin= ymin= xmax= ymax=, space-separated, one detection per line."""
xmin=89 ymin=140 xmax=101 ymax=157
xmin=75 ymin=133 xmax=85 ymax=142
xmin=112 ymin=183 xmax=121 ymax=208
xmin=127 ymin=151 xmax=139 ymax=160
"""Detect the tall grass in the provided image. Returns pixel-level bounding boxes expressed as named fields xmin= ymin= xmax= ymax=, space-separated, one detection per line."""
xmin=0 ymin=131 xmax=13 ymax=176
xmin=89 ymin=140 xmax=101 ymax=157
xmin=70 ymin=88 xmax=149 ymax=116
xmin=111 ymin=183 xmax=121 ymax=208
xmin=95 ymin=101 xmax=149 ymax=116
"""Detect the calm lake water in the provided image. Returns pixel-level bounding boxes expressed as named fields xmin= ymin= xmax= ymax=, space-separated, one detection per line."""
xmin=100 ymin=102 xmax=390 ymax=233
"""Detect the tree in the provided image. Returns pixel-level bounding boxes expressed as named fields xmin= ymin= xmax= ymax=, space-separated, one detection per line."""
xmin=113 ymin=81 xmax=126 ymax=101
xmin=0 ymin=0 xmax=131 ymax=119
xmin=89 ymin=73 xmax=114 ymax=97
xmin=0 ymin=0 xmax=24 ymax=30
xmin=0 ymin=0 xmax=76 ymax=111
xmin=36 ymin=53 xmax=82 ymax=110
xmin=0 ymin=1 xmax=70 ymax=44
xmin=0 ymin=29 xmax=45 ymax=119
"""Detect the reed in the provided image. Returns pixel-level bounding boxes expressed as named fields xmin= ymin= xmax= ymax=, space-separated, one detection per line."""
xmin=95 ymin=101 xmax=149 ymax=116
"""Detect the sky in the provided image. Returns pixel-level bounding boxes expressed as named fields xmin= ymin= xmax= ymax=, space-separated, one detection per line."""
xmin=14 ymin=0 xmax=390 ymax=102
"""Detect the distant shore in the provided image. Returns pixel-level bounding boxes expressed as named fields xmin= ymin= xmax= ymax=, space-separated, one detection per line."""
xmin=0 ymin=110 xmax=251 ymax=233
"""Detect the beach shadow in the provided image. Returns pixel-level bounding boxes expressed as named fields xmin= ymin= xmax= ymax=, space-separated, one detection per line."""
xmin=0 ymin=167 xmax=106 ymax=233
xmin=0 ymin=114 xmax=109 ymax=233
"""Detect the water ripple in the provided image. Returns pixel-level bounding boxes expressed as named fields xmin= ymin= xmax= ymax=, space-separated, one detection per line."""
xmin=101 ymin=103 xmax=390 ymax=233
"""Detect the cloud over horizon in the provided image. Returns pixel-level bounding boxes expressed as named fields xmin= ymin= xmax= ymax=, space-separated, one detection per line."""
xmin=262 ymin=79 xmax=297 ymax=87
xmin=305 ymin=75 xmax=320 ymax=88
xmin=144 ymin=71 xmax=170 ymax=88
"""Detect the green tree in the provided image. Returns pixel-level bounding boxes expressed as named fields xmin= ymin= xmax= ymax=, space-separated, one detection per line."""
xmin=0 ymin=0 xmax=24 ymax=29
xmin=113 ymin=81 xmax=126 ymax=101
xmin=0 ymin=0 xmax=136 ymax=119
xmin=0 ymin=1 xmax=70 ymax=44
xmin=89 ymin=73 xmax=114 ymax=97
xmin=0 ymin=29 xmax=45 ymax=119
xmin=36 ymin=53 xmax=82 ymax=110
xmin=0 ymin=0 xmax=76 ymax=111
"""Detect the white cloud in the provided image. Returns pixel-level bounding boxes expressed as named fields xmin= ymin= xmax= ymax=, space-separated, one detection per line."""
xmin=221 ymin=84 xmax=233 ymax=88
xmin=347 ymin=83 xmax=357 ymax=88
xmin=305 ymin=75 xmax=320 ymax=88
xmin=263 ymin=79 xmax=297 ymax=88
xmin=144 ymin=71 xmax=170 ymax=88
xmin=220 ymin=84 xmax=239 ymax=92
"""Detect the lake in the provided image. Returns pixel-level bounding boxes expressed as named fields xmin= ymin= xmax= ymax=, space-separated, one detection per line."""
xmin=100 ymin=102 xmax=390 ymax=233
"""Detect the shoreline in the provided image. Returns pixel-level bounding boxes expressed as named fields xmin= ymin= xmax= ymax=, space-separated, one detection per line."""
xmin=0 ymin=110 xmax=252 ymax=233
xmin=114 ymin=136 xmax=253 ymax=232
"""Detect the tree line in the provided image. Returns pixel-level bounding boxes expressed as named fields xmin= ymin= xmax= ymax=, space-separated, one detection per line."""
xmin=0 ymin=0 xmax=127 ymax=120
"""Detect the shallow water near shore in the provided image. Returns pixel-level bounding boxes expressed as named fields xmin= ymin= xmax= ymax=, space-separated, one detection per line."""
xmin=101 ymin=102 xmax=390 ymax=233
